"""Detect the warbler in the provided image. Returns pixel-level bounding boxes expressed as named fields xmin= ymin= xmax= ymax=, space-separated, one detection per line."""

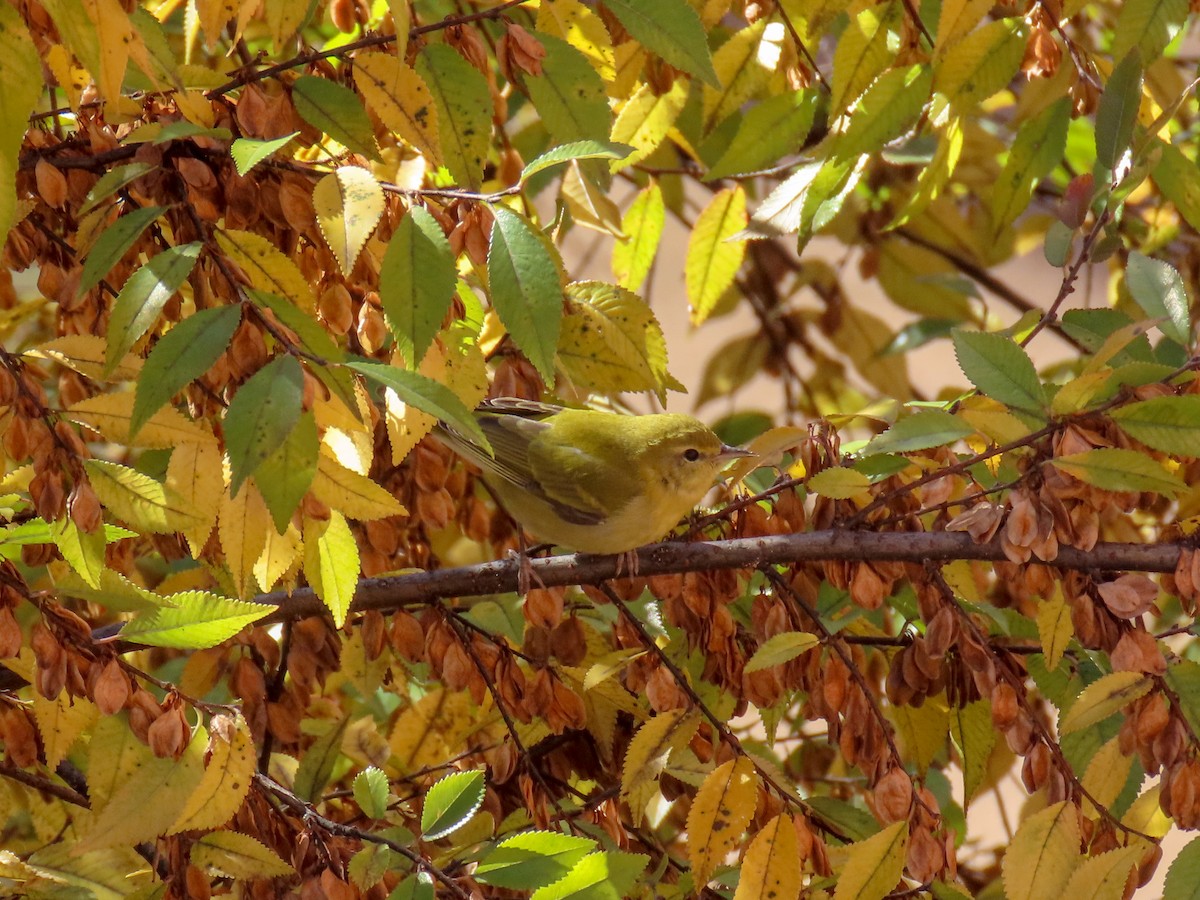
xmin=435 ymin=399 xmax=752 ymax=555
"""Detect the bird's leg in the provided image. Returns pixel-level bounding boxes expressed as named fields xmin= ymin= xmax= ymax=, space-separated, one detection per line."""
xmin=512 ymin=530 xmax=545 ymax=596
xmin=614 ymin=547 xmax=640 ymax=578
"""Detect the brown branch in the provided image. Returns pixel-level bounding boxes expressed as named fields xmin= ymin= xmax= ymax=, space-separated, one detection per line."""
xmin=206 ymin=0 xmax=535 ymax=99
xmin=0 ymin=763 xmax=89 ymax=807
xmin=235 ymin=531 xmax=1184 ymax=626
xmin=253 ymin=772 xmax=472 ymax=899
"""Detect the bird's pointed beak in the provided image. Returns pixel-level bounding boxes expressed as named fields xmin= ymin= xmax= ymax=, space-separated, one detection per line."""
xmin=717 ymin=444 xmax=755 ymax=462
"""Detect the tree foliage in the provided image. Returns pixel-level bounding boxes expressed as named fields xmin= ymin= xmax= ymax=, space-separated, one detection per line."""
xmin=1 ymin=0 xmax=1199 ymax=897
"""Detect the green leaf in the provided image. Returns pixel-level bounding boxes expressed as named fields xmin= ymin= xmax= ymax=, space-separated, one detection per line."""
xmin=417 ymin=44 xmax=491 ymax=189
xmin=991 ymin=98 xmax=1070 ymax=235
xmin=530 ymin=850 xmax=650 ymax=900
xmin=79 ymin=205 xmax=165 ymax=294
xmin=1061 ymin=309 xmax=1153 ymax=363
xmin=1152 ymin=140 xmax=1200 ymax=235
xmin=119 ymin=590 xmax=271 ymax=648
xmin=84 ymin=459 xmax=208 ymax=534
xmin=421 ymin=770 xmax=486 ymax=840
xmin=835 ymin=65 xmax=931 ymax=161
xmin=706 ymin=90 xmax=819 ymax=181
xmin=935 ymin=18 xmax=1028 ymax=110
xmin=380 ymin=206 xmax=457 ymax=367
xmin=1112 ymin=0 xmax=1188 ymax=65
xmin=744 ymin=632 xmax=820 ymax=674
xmin=292 ymin=75 xmax=380 ymax=161
xmin=1111 ymin=396 xmax=1200 ymax=456
xmin=247 ymin=289 xmax=344 ymax=363
xmin=488 ymin=207 xmax=563 ymax=382
xmin=132 ymin=304 xmax=241 ymax=437
xmin=1096 ymin=52 xmax=1143 ymax=172
xmin=1051 ymin=448 xmax=1185 ymax=496
xmin=80 ymin=163 xmax=153 ymax=215
xmin=255 ymin=410 xmax=318 ymax=533
xmin=1126 ymin=252 xmax=1191 ymax=345
xmin=476 ymin=831 xmax=596 ymax=890
xmin=388 ymin=872 xmax=435 ymax=900
xmin=1164 ymin=660 xmax=1200 ymax=738
xmin=862 ymin=409 xmax=974 ymax=456
xmin=224 ymin=355 xmax=305 ymax=495
xmin=601 ymin=0 xmax=718 ymax=86
xmin=348 ymin=361 xmax=491 ymax=454
xmin=952 ymin=330 xmax=1047 ymax=412
xmin=293 ymin=717 xmax=350 ymax=803
xmin=612 ymin=183 xmax=664 ymax=293
xmin=1164 ymin=836 xmax=1200 ymax=900
xmin=354 ymin=767 xmax=390 ymax=819
xmin=230 ymin=132 xmax=299 ymax=176
xmin=525 ymin=34 xmax=611 ymax=144
xmin=105 ymin=243 xmax=203 ymax=375
xmin=521 ymin=140 xmax=632 ymax=183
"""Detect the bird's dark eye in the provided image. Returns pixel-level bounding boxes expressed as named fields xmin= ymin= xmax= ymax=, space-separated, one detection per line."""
xmin=683 ymin=448 xmax=701 ymax=462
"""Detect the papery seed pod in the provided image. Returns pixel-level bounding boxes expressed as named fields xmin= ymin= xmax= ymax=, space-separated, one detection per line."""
xmin=0 ymin=606 xmax=21 ymax=658
xmin=35 ymin=159 xmax=68 ymax=208
xmin=872 ymin=766 xmax=912 ymax=824
xmin=551 ymin=616 xmax=586 ymax=666
xmin=389 ymin=610 xmax=425 ymax=661
xmin=991 ymin=682 xmax=1019 ymax=729
xmin=0 ymin=706 xmax=39 ymax=767
xmin=91 ymin=658 xmax=130 ymax=715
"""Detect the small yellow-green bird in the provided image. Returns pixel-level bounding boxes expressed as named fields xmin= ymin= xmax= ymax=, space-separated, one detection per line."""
xmin=435 ymin=399 xmax=752 ymax=555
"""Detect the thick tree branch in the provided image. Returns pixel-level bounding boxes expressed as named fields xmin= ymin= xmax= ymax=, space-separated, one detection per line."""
xmin=248 ymin=532 xmax=1183 ymax=625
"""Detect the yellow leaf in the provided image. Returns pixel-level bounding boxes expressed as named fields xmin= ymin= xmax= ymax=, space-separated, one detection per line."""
xmin=214 ymin=228 xmax=316 ymax=313
xmin=86 ymin=713 xmax=154 ymax=817
xmin=27 ymin=335 xmax=142 ymax=382
xmin=311 ymin=454 xmax=406 ymax=522
xmin=78 ymin=727 xmax=206 ymax=851
xmin=385 ymin=326 xmax=488 ymax=465
xmin=1082 ymin=737 xmax=1135 ymax=814
xmin=32 ymin=694 xmax=98 ymax=770
xmin=1036 ymin=587 xmax=1073 ymax=671
xmin=561 ymin=162 xmax=625 ymax=237
xmin=254 ymin=521 xmax=302 ymax=593
xmin=537 ymin=0 xmax=615 ymax=82
xmin=1060 ymin=844 xmax=1145 ymax=900
xmin=888 ymin=693 xmax=949 ymax=776
xmin=934 ymin=0 xmax=996 ymax=57
xmin=1001 ymin=801 xmax=1081 ymax=900
xmin=313 ymin=166 xmax=384 ymax=276
xmin=702 ymin=19 xmax=774 ymax=132
xmin=219 ymin=480 xmax=271 ymax=599
xmin=734 ymin=813 xmax=800 ymax=900
xmin=390 ymin=689 xmax=494 ymax=772
xmin=353 ymin=53 xmax=442 ymax=163
xmin=687 ymin=756 xmax=759 ymax=890
xmin=833 ymin=820 xmax=907 ymax=900
xmin=85 ymin=459 xmax=207 ymax=534
xmin=612 ymin=182 xmax=664 ymax=292
xmin=687 ymin=186 xmax=747 ymax=325
xmin=191 ymin=831 xmax=296 ymax=879
xmin=620 ymin=708 xmax=700 ymax=827
xmin=170 ymin=714 xmax=255 ymax=833
xmin=84 ymin=0 xmax=133 ymax=105
xmin=829 ymin=4 xmax=899 ymax=118
xmin=935 ymin=19 xmax=1028 ymax=110
xmin=195 ymin=0 xmax=238 ymax=50
xmin=1060 ymin=672 xmax=1153 ymax=736
xmin=45 ymin=44 xmax=89 ymax=111
xmin=166 ymin=441 xmax=223 ymax=556
xmin=65 ymin=392 xmax=216 ymax=449
xmin=610 ymin=80 xmax=688 ymax=170
xmin=807 ymin=467 xmax=871 ymax=499
xmin=265 ymin=0 xmax=309 ymax=49
xmin=303 ymin=510 xmax=359 ymax=627
xmin=557 ymin=281 xmax=674 ymax=398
